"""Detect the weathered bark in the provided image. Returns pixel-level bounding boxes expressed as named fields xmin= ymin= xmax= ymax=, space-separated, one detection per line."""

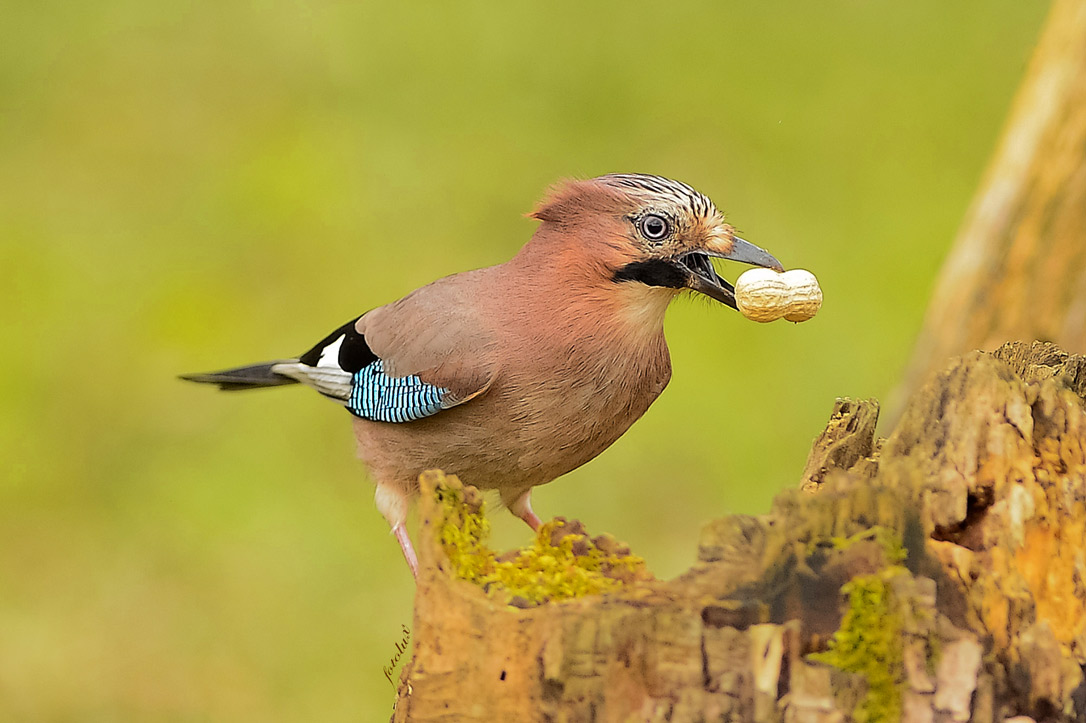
xmin=392 ymin=342 xmax=1086 ymax=722
xmin=897 ymin=0 xmax=1086 ymax=414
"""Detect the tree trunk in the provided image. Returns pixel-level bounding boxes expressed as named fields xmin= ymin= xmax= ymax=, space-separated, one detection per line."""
xmin=392 ymin=342 xmax=1086 ymax=723
xmin=896 ymin=0 xmax=1086 ymax=415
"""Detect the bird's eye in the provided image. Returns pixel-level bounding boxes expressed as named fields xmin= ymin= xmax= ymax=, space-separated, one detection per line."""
xmin=639 ymin=214 xmax=670 ymax=241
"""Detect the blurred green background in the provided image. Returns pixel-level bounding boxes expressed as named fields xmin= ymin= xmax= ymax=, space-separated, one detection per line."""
xmin=0 ymin=2 xmax=1048 ymax=720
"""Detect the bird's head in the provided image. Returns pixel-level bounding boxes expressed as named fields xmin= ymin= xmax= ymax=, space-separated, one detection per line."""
xmin=528 ymin=173 xmax=783 ymax=309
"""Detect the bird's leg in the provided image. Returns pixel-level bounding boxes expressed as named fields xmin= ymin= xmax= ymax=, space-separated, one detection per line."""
xmin=391 ymin=523 xmax=419 ymax=578
xmin=509 ymin=489 xmax=543 ymax=532
xmin=375 ymin=482 xmax=417 ymax=578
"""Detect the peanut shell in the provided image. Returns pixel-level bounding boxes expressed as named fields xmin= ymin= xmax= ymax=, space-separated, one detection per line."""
xmin=734 ymin=268 xmax=822 ymax=323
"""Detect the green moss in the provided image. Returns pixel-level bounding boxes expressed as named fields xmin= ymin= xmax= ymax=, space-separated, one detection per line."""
xmin=437 ymin=485 xmax=647 ymax=606
xmin=437 ymin=484 xmax=496 ymax=581
xmin=828 ymin=526 xmax=908 ymax=565
xmin=810 ymin=568 xmax=906 ymax=722
xmin=809 ymin=527 xmax=914 ymax=723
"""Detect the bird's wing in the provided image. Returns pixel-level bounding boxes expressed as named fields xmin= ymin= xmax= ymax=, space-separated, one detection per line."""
xmin=274 ymin=275 xmax=496 ymax=423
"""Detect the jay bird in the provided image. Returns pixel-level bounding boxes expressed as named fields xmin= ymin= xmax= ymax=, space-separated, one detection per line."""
xmin=182 ymin=174 xmax=783 ymax=577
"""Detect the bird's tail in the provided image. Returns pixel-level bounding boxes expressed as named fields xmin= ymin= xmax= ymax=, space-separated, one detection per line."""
xmin=179 ymin=360 xmax=300 ymax=391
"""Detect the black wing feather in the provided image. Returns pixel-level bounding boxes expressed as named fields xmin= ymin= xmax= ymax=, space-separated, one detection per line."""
xmin=179 ymin=361 xmax=298 ymax=391
xmin=297 ymin=316 xmax=377 ymax=373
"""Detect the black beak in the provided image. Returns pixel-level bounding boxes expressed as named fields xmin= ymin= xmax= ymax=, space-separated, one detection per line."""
xmin=679 ymin=236 xmax=783 ymax=309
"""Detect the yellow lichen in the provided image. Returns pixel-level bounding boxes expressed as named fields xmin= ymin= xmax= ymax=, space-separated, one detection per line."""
xmin=1011 ymin=437 xmax=1086 ymax=646
xmin=436 ymin=484 xmax=648 ymax=606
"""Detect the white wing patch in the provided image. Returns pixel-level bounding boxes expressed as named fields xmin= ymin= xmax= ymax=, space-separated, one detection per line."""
xmin=316 ymin=335 xmax=345 ymax=369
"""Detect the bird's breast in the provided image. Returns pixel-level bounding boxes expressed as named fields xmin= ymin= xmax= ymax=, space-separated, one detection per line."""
xmin=495 ymin=321 xmax=672 ymax=479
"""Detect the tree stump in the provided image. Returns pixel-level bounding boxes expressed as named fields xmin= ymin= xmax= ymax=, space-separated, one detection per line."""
xmin=391 ymin=342 xmax=1086 ymax=722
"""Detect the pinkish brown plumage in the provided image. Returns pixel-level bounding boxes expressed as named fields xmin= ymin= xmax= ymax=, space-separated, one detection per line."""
xmin=182 ymin=174 xmax=783 ymax=576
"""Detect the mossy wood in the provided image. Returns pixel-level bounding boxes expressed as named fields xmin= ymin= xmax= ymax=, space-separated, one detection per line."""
xmin=898 ymin=0 xmax=1086 ymax=414
xmin=392 ymin=342 xmax=1086 ymax=722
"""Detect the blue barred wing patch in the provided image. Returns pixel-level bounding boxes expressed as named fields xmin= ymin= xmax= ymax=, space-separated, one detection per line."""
xmin=346 ymin=359 xmax=449 ymax=423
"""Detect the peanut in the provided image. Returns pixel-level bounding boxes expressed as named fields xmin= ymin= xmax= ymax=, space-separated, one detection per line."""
xmin=734 ymin=268 xmax=822 ymax=323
